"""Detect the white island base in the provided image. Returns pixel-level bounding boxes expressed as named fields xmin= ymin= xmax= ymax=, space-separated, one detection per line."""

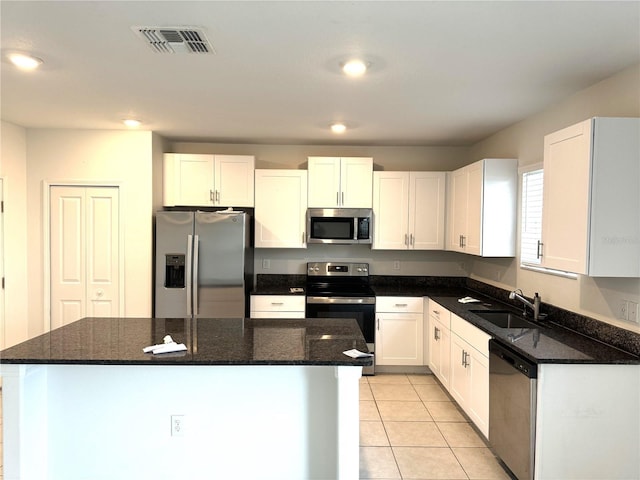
xmin=2 ymin=364 xmax=362 ymax=480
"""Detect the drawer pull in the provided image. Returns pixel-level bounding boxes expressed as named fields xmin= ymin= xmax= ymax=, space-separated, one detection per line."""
xmin=395 ymin=303 xmax=408 ymax=307
xmin=270 ymin=302 xmax=284 ymax=306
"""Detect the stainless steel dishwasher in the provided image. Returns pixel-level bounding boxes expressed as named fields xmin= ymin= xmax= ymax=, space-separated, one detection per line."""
xmin=489 ymin=339 xmax=538 ymax=480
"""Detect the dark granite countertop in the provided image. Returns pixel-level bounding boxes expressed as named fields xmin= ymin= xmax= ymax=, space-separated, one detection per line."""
xmin=0 ymin=317 xmax=372 ymax=367
xmin=250 ymin=274 xmax=640 ymax=365
xmin=429 ymin=295 xmax=640 ymax=365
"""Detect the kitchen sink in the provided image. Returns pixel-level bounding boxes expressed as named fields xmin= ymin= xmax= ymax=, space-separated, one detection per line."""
xmin=469 ymin=310 xmax=541 ymax=329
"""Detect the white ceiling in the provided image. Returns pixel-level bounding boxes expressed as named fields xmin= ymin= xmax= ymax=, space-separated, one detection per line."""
xmin=2 ymin=1 xmax=639 ymax=146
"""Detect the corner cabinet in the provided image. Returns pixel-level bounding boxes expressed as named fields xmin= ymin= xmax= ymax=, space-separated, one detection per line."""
xmin=375 ymin=297 xmax=424 ymax=366
xmin=541 ymin=117 xmax=640 ymax=277
xmin=427 ymin=299 xmax=490 ymax=438
xmin=163 ymin=154 xmax=255 ymax=207
xmin=373 ymin=171 xmax=446 ymax=250
xmin=307 ymin=156 xmax=373 ymax=208
xmin=254 ymin=170 xmax=307 ymax=248
xmin=447 ymin=158 xmax=517 ymax=256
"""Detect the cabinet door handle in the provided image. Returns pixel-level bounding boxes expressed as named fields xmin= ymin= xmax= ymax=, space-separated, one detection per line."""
xmin=404 ymin=234 xmax=408 ymax=246
xmin=302 ymin=231 xmax=305 ymax=244
xmin=377 ymin=318 xmax=380 ymax=330
xmin=434 ymin=327 xmax=440 ymax=340
xmin=341 ymin=192 xmax=344 ymax=206
xmin=336 ymin=192 xmax=340 ymax=206
xmin=216 ymin=190 xmax=220 ymax=203
xmin=537 ymin=240 xmax=543 ymax=259
xmin=410 ymin=234 xmax=414 ymax=246
xmin=210 ymin=190 xmax=214 ymax=202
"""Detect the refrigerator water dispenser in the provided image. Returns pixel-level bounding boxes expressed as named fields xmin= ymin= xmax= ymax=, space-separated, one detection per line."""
xmin=165 ymin=254 xmax=185 ymax=288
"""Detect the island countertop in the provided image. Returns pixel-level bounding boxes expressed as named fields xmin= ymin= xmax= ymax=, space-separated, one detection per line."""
xmin=0 ymin=316 xmax=373 ymax=367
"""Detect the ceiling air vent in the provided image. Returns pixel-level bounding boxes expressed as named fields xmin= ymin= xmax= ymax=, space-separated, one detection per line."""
xmin=133 ymin=26 xmax=215 ymax=54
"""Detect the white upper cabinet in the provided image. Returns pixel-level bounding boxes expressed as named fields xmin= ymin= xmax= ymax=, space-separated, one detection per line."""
xmin=307 ymin=156 xmax=373 ymax=208
xmin=163 ymin=154 xmax=255 ymax=207
xmin=447 ymin=158 xmax=518 ymax=257
xmin=541 ymin=117 xmax=639 ymax=277
xmin=254 ymin=169 xmax=307 ymax=249
xmin=373 ymin=171 xmax=446 ymax=250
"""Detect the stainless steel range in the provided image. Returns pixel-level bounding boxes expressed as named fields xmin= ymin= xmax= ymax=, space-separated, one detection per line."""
xmin=305 ymin=262 xmax=376 ymax=375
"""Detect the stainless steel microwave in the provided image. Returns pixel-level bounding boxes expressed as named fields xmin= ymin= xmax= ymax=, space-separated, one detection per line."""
xmin=306 ymin=208 xmax=372 ymax=244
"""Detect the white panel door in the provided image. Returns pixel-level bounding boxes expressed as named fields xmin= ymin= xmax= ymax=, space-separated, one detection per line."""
xmin=50 ymin=186 xmax=120 ymax=330
xmin=85 ymin=187 xmax=120 ymax=318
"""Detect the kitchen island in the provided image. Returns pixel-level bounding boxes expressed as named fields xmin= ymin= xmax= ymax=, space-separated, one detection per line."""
xmin=0 ymin=317 xmax=372 ymax=480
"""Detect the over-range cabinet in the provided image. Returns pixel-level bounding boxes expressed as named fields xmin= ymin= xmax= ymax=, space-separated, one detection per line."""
xmin=155 ymin=211 xmax=253 ymax=318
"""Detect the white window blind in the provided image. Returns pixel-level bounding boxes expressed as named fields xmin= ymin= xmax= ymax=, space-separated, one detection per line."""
xmin=520 ymin=169 xmax=543 ymax=265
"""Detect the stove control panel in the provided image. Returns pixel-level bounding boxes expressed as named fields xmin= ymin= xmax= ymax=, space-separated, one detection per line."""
xmin=307 ymin=262 xmax=369 ymax=277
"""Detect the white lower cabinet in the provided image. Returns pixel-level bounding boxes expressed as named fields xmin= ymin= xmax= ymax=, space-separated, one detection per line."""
xmin=428 ymin=300 xmax=490 ymax=438
xmin=449 ymin=313 xmax=490 ymax=437
xmin=250 ymin=295 xmax=305 ymax=319
xmin=376 ymin=297 xmax=424 ymax=366
xmin=427 ymin=299 xmax=451 ymax=389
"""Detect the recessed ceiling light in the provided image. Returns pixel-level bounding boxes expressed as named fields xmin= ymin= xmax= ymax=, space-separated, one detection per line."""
xmin=7 ymin=52 xmax=43 ymax=71
xmin=342 ymin=59 xmax=367 ymax=77
xmin=331 ymin=123 xmax=347 ymax=134
xmin=123 ymin=119 xmax=142 ymax=128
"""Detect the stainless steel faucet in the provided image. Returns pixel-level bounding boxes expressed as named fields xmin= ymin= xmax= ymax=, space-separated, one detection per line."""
xmin=509 ymin=289 xmax=541 ymax=321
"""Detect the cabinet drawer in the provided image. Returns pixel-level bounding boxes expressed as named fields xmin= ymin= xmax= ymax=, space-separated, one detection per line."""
xmin=376 ymin=296 xmax=423 ymax=313
xmin=250 ymin=311 xmax=305 ymax=319
xmin=250 ymin=295 xmax=305 ymax=312
xmin=428 ymin=299 xmax=451 ymax=328
xmin=451 ymin=313 xmax=491 ymax=356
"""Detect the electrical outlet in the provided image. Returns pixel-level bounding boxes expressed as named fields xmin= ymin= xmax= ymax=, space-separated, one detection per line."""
xmin=262 ymin=259 xmax=271 ymax=270
xmin=171 ymin=415 xmax=185 ymax=437
xmin=628 ymin=301 xmax=638 ymax=323
xmin=393 ymin=261 xmax=400 ymax=270
xmin=617 ymin=300 xmax=628 ymax=321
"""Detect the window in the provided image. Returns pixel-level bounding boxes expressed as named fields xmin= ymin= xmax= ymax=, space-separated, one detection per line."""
xmin=519 ymin=167 xmax=577 ymax=279
xmin=520 ymin=168 xmax=543 ymax=265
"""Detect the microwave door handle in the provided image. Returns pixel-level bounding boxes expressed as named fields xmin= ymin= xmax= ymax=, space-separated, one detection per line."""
xmin=354 ymin=217 xmax=358 ymax=240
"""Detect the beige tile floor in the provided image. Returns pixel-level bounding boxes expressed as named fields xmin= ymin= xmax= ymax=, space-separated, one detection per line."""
xmin=360 ymin=374 xmax=512 ymax=480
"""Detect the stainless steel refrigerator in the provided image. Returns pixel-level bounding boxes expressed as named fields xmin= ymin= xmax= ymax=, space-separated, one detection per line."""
xmin=154 ymin=211 xmax=253 ymax=318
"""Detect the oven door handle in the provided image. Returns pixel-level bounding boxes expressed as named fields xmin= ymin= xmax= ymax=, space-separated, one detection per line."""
xmin=306 ymin=296 xmax=376 ymax=305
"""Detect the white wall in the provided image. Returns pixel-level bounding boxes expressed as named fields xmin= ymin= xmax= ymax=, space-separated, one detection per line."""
xmin=0 ymin=121 xmax=30 ymax=348
xmin=467 ymin=63 xmax=640 ymax=333
xmin=25 ymin=129 xmax=154 ymax=337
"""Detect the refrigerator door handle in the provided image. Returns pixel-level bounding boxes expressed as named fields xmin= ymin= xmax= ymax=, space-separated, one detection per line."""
xmin=186 ymin=235 xmax=193 ymax=316
xmin=193 ymin=234 xmax=200 ymax=316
